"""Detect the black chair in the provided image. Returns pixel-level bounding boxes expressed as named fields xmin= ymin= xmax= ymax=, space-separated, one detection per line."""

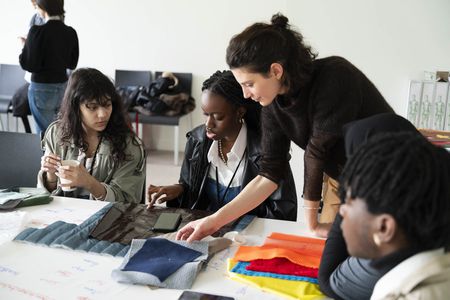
xmin=129 ymin=71 xmax=193 ymax=165
xmin=0 ymin=131 xmax=42 ymax=188
xmin=0 ymin=64 xmax=27 ymax=131
xmin=115 ymin=69 xmax=152 ymax=87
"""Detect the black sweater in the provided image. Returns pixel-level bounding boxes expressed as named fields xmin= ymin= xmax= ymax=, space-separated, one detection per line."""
xmin=20 ymin=20 xmax=79 ymax=83
xmin=259 ymin=56 xmax=393 ymax=200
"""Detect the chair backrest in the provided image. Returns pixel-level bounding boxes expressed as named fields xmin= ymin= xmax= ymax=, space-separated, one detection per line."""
xmin=114 ymin=70 xmax=152 ymax=87
xmin=0 ymin=132 xmax=42 ymax=188
xmin=154 ymin=71 xmax=193 ymax=95
xmin=0 ymin=64 xmax=26 ymax=98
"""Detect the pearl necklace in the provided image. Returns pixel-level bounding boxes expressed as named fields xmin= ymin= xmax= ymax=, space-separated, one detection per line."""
xmin=218 ymin=139 xmax=227 ymax=166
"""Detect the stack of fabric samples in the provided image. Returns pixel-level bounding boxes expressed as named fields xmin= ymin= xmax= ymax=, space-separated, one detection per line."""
xmin=112 ymin=237 xmax=231 ymax=289
xmin=228 ymin=232 xmax=325 ymax=299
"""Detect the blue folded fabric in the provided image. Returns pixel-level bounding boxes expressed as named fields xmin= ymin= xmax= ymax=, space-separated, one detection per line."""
xmin=112 ymin=238 xmax=209 ymax=289
xmin=14 ymin=203 xmax=130 ymax=257
xmin=231 ymin=261 xmax=319 ymax=284
xmin=122 ymin=238 xmax=203 ymax=281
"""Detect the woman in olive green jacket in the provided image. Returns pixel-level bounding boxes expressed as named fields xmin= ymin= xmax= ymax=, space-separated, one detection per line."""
xmin=38 ymin=68 xmax=145 ymax=203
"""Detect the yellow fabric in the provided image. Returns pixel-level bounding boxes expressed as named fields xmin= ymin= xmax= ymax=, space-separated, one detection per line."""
xmin=227 ymin=259 xmax=324 ymax=300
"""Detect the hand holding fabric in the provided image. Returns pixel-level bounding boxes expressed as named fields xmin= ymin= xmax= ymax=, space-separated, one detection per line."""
xmin=176 ymin=215 xmax=221 ymax=242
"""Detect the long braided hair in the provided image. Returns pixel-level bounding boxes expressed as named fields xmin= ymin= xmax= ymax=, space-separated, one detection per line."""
xmin=187 ymin=70 xmax=261 ymax=208
xmin=339 ymin=132 xmax=450 ymax=250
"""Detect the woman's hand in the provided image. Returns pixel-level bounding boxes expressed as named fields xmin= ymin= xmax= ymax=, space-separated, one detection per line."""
xmin=176 ymin=215 xmax=220 ymax=242
xmin=41 ymin=153 xmax=61 ymax=188
xmin=56 ymin=163 xmax=91 ymax=189
xmin=303 ymin=199 xmax=331 ymax=238
xmin=312 ymin=222 xmax=332 ymax=238
xmin=147 ymin=184 xmax=184 ymax=207
xmin=41 ymin=153 xmax=61 ymax=174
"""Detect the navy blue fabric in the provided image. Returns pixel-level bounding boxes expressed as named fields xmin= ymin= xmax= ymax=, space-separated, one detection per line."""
xmin=14 ymin=203 xmax=130 ymax=257
xmin=122 ymin=238 xmax=203 ymax=281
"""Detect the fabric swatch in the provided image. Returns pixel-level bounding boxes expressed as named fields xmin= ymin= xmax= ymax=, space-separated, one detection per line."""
xmin=231 ymin=261 xmax=318 ymax=283
xmin=227 ymin=259 xmax=324 ymax=300
xmin=122 ymin=238 xmax=203 ymax=281
xmin=89 ymin=202 xmax=254 ymax=245
xmin=233 ymin=246 xmax=321 ymax=269
xmin=14 ymin=203 xmax=130 ymax=257
xmin=112 ymin=238 xmax=209 ymax=289
xmin=246 ymin=257 xmax=319 ymax=278
xmin=233 ymin=233 xmax=325 ymax=268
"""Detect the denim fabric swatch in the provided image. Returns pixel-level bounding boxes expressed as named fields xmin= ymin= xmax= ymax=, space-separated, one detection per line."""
xmin=112 ymin=238 xmax=209 ymax=289
xmin=122 ymin=238 xmax=202 ymax=281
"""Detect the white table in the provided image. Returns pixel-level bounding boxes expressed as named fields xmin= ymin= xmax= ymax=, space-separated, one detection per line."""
xmin=0 ymin=196 xmax=318 ymax=300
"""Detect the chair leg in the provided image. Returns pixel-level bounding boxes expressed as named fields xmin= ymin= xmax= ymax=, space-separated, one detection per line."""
xmin=0 ymin=114 xmax=4 ymax=131
xmin=6 ymin=113 xmax=10 ymax=131
xmin=21 ymin=116 xmax=32 ymax=133
xmin=174 ymin=125 xmax=179 ymax=165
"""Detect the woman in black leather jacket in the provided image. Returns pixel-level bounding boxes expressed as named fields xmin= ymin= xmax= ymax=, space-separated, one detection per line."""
xmin=147 ymin=70 xmax=297 ymax=221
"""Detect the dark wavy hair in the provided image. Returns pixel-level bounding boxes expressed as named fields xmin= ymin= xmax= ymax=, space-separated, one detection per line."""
xmin=340 ymin=132 xmax=450 ymax=251
xmin=36 ymin=0 xmax=65 ymax=17
xmin=226 ymin=13 xmax=317 ymax=95
xmin=187 ymin=70 xmax=261 ymax=207
xmin=57 ymin=68 xmax=135 ymax=164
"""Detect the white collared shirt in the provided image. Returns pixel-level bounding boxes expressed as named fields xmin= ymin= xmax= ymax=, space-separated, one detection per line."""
xmin=207 ymin=122 xmax=247 ymax=188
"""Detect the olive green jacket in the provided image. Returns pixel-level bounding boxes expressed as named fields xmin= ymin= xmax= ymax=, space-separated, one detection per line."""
xmin=38 ymin=122 xmax=146 ymax=203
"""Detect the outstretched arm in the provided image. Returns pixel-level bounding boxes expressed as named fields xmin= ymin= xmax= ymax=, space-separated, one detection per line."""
xmin=176 ymin=175 xmax=278 ymax=242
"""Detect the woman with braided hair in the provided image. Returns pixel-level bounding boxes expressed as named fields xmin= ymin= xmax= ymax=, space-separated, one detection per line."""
xmin=147 ymin=70 xmax=297 ymax=220
xmin=177 ymin=13 xmax=393 ymax=242
xmin=336 ymin=132 xmax=450 ymax=299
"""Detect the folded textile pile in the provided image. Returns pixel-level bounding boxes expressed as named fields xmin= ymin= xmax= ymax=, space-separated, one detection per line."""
xmin=0 ymin=187 xmax=51 ymax=211
xmin=14 ymin=203 xmax=131 ymax=256
xmin=112 ymin=237 xmax=231 ymax=289
xmin=228 ymin=233 xmax=325 ymax=300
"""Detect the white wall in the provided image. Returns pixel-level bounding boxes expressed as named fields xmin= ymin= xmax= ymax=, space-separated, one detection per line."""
xmin=1 ymin=0 xmax=449 ymax=199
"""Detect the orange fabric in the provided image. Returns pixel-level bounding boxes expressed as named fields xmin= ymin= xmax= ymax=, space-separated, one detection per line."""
xmin=233 ymin=233 xmax=325 ymax=269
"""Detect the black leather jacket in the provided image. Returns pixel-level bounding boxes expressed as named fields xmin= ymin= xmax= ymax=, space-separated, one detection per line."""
xmin=167 ymin=125 xmax=297 ymax=221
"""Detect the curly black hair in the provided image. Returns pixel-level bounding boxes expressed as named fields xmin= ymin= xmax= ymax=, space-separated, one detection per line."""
xmin=340 ymin=132 xmax=450 ymax=250
xmin=226 ymin=13 xmax=317 ymax=95
xmin=57 ymin=68 xmax=135 ymax=164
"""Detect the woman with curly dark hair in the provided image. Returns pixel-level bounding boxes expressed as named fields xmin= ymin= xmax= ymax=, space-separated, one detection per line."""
xmin=38 ymin=68 xmax=146 ymax=203
xmin=177 ymin=13 xmax=393 ymax=242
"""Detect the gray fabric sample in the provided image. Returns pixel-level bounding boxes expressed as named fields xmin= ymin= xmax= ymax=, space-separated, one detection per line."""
xmin=14 ymin=203 xmax=130 ymax=257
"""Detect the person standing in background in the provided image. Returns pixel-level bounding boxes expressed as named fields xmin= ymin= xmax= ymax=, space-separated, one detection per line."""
xmin=19 ymin=0 xmax=78 ymax=134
